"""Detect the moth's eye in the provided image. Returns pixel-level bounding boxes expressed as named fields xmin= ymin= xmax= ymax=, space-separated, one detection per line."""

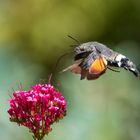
xmin=80 ymin=48 xmax=85 ymax=51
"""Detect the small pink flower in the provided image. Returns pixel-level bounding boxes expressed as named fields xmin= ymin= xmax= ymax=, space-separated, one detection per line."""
xmin=8 ymin=84 xmax=67 ymax=140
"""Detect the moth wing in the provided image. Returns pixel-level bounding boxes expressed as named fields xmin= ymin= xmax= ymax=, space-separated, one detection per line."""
xmin=62 ymin=61 xmax=82 ymax=74
xmin=87 ymin=73 xmax=100 ymax=80
xmin=78 ymin=53 xmax=105 ymax=80
xmin=62 ymin=53 xmax=107 ymax=80
xmin=89 ymin=57 xmax=107 ymax=75
xmin=87 ymin=57 xmax=107 ymax=80
xmin=80 ymin=69 xmax=88 ymax=80
xmin=79 ymin=51 xmax=98 ymax=70
xmin=79 ymin=52 xmax=107 ymax=74
xmin=85 ymin=56 xmax=107 ymax=80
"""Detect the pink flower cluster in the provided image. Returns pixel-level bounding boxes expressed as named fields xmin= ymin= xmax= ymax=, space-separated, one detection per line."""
xmin=8 ymin=84 xmax=67 ymax=140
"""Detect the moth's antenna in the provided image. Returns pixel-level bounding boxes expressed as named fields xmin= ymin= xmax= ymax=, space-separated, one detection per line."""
xmin=67 ymin=35 xmax=80 ymax=45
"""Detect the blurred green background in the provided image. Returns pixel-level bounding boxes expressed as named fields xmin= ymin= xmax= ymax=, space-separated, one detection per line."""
xmin=0 ymin=0 xmax=140 ymax=140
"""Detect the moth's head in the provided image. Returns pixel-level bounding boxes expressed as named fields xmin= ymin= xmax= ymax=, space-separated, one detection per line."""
xmin=74 ymin=42 xmax=96 ymax=60
xmin=74 ymin=43 xmax=92 ymax=53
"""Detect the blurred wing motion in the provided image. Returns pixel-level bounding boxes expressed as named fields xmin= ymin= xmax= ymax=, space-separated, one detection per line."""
xmin=63 ymin=56 xmax=108 ymax=80
xmin=62 ymin=61 xmax=82 ymax=74
xmin=62 ymin=41 xmax=140 ymax=80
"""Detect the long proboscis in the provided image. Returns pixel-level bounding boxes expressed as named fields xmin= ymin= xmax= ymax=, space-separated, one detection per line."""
xmin=49 ymin=51 xmax=74 ymax=83
xmin=51 ymin=35 xmax=80 ymax=79
xmin=53 ymin=51 xmax=74 ymax=75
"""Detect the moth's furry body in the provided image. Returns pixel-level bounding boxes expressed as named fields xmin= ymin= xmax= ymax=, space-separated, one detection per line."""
xmin=63 ymin=41 xmax=139 ymax=80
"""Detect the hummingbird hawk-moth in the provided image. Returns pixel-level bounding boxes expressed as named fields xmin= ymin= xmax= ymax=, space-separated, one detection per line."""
xmin=62 ymin=36 xmax=140 ymax=80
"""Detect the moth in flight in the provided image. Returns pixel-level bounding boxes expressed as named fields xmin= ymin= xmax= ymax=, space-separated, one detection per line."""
xmin=63 ymin=36 xmax=140 ymax=80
